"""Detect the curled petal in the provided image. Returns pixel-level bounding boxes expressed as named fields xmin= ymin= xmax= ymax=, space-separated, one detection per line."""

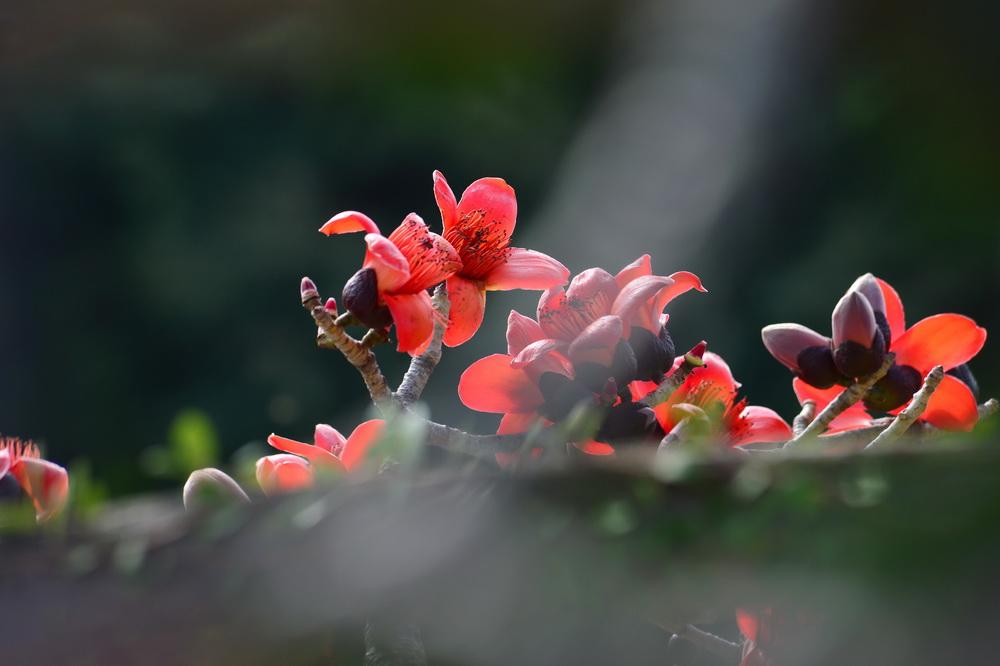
xmin=10 ymin=458 xmax=69 ymax=522
xmin=267 ymin=433 xmax=344 ymax=469
xmin=876 ymin=277 xmax=906 ymax=341
xmin=792 ymin=378 xmax=874 ymax=433
xmin=485 ymin=248 xmax=569 ymax=292
xmin=916 ymin=374 xmax=979 ymax=431
xmin=320 ymin=211 xmax=380 ymax=236
xmin=506 ymin=310 xmax=546 ymax=356
xmin=340 ymin=420 xmax=385 ymax=471
xmin=761 ymin=323 xmax=831 ymax=372
xmin=567 ymin=315 xmax=624 ymax=366
xmin=384 ymin=291 xmax=437 ymax=355
xmin=362 ymin=234 xmax=410 ymax=293
xmin=891 ymin=314 xmax=987 ymax=375
xmin=459 ymin=354 xmax=545 ymax=414
xmin=432 ymin=170 xmax=458 ymax=231
xmin=443 ymin=275 xmax=487 ymax=348
xmin=731 ymin=406 xmax=793 ymax=446
xmin=388 ymin=214 xmax=462 ymax=292
xmin=313 ymin=424 xmax=347 ymax=456
xmin=256 ymin=454 xmax=314 ymax=495
xmin=614 ymin=254 xmax=652 ymax=289
xmin=611 ymin=275 xmax=671 ymax=332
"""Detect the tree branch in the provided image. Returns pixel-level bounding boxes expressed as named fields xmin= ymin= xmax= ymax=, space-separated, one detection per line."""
xmin=396 ymin=284 xmax=450 ymax=405
xmin=785 ymin=353 xmax=894 ymax=447
xmin=792 ymin=400 xmax=816 ymax=437
xmin=668 ymin=624 xmax=741 ymax=662
xmin=639 ymin=341 xmax=707 ymax=408
xmin=865 ymin=366 xmax=944 ymax=450
xmin=980 ymin=399 xmax=999 ymax=421
xmin=300 ymin=277 xmax=394 ymax=409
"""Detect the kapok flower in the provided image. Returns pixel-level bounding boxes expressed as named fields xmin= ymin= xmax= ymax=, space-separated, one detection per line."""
xmin=432 ymin=170 xmax=570 ymax=346
xmin=0 ymin=436 xmax=69 ymax=523
xmin=767 ymin=274 xmax=986 ymax=431
xmin=320 ymin=211 xmax=462 ymax=355
xmin=258 ymin=420 xmax=384 ymax=495
xmin=630 ymin=353 xmax=792 ymax=447
xmin=459 ymin=257 xmax=706 ymax=453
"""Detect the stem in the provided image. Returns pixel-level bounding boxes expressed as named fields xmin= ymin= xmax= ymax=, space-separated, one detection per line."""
xmin=866 ymin=366 xmax=944 ymax=450
xmin=672 ymin=624 xmax=741 ymax=662
xmin=792 ymin=400 xmax=816 ymax=437
xmin=396 ymin=284 xmax=450 ymax=405
xmin=785 ymin=353 xmax=894 ymax=447
xmin=980 ymin=398 xmax=999 ymax=421
xmin=639 ymin=342 xmax=707 ymax=409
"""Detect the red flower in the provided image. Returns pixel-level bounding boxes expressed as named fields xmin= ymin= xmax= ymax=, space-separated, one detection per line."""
xmin=432 ymin=171 xmax=570 ymax=346
xmin=458 ymin=257 xmax=706 ymax=453
xmin=258 ymin=420 xmax=384 ymax=495
xmin=773 ymin=275 xmax=986 ymax=432
xmin=0 ymin=436 xmax=69 ymax=523
xmin=320 ymin=211 xmax=462 ymax=355
xmin=630 ymin=353 xmax=792 ymax=447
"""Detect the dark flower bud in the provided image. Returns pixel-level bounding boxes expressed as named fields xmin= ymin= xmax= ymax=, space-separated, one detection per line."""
xmin=832 ymin=291 xmax=885 ymax=377
xmin=597 ymin=402 xmax=663 ymax=447
xmin=864 ymin=364 xmax=922 ymax=413
xmin=573 ymin=362 xmax=614 ymax=393
xmin=611 ymin=340 xmax=638 ymax=387
xmin=537 ymin=372 xmax=594 ymax=422
xmin=658 ymin=327 xmax=676 ymax=365
xmin=762 ymin=324 xmax=832 ymax=374
xmin=797 ymin=345 xmax=849 ymax=389
xmin=833 ymin=328 xmax=886 ymax=379
xmin=948 ymin=363 xmax=979 ymax=400
xmin=848 ymin=273 xmax=892 ymax=345
xmin=342 ymin=268 xmax=392 ymax=329
xmin=629 ymin=326 xmax=673 ymax=382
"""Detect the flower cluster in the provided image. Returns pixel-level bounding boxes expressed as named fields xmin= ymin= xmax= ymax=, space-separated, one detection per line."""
xmin=0 ymin=436 xmax=69 ymax=523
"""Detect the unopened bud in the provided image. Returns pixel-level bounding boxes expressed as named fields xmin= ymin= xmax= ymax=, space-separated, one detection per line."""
xmin=761 ymin=323 xmax=831 ymax=373
xmin=183 ymin=468 xmax=251 ymax=511
xmin=300 ymin=276 xmax=318 ymax=302
xmin=832 ymin=292 xmax=885 ymax=377
xmin=323 ymin=297 xmax=338 ymax=314
xmin=342 ymin=268 xmax=392 ymax=329
xmin=848 ymin=273 xmax=892 ymax=345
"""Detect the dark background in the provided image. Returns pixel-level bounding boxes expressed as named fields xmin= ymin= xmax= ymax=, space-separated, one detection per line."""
xmin=1 ymin=0 xmax=997 ymax=495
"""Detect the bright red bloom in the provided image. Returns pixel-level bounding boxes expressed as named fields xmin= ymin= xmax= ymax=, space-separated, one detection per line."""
xmin=790 ymin=277 xmax=986 ymax=432
xmin=432 ymin=171 xmax=570 ymax=347
xmin=320 ymin=211 xmax=462 ymax=355
xmin=630 ymin=353 xmax=792 ymax=447
xmin=0 ymin=436 xmax=69 ymax=523
xmin=258 ymin=420 xmax=384 ymax=495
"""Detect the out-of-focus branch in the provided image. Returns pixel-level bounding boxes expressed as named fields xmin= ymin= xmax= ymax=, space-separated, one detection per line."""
xmin=980 ymin=399 xmax=999 ymax=421
xmin=300 ymin=277 xmax=394 ymax=409
xmin=785 ymin=353 xmax=894 ymax=447
xmin=396 ymin=284 xmax=450 ymax=405
xmin=792 ymin=400 xmax=816 ymax=438
xmin=640 ymin=342 xmax=707 ymax=408
xmin=866 ymin=366 xmax=944 ymax=450
xmin=666 ymin=624 xmax=741 ymax=662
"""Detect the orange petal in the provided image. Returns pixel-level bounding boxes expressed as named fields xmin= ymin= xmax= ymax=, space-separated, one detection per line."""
xmin=383 ymin=291 xmax=436 ymax=355
xmin=267 ymin=433 xmax=344 ymax=468
xmin=456 ymin=177 xmax=517 ymax=240
xmin=459 ymin=354 xmax=545 ymax=414
xmin=876 ymin=277 xmax=906 ymax=342
xmin=432 ymin=169 xmax=457 ymax=231
xmin=792 ymin=378 xmax=873 ymax=433
xmin=575 ymin=440 xmax=615 ymax=456
xmin=614 ymin=254 xmax=652 ymax=289
xmin=506 ymin=310 xmax=546 ymax=356
xmin=443 ymin=275 xmax=487 ymax=347
xmin=736 ymin=609 xmax=759 ymax=642
xmin=313 ymin=424 xmax=347 ymax=455
xmin=320 ymin=211 xmax=380 ymax=236
xmin=341 ymin=419 xmax=386 ymax=471
xmin=362 ymin=233 xmax=410 ymax=292
xmin=256 ymin=454 xmax=314 ymax=495
xmin=891 ymin=314 xmax=987 ymax=375
xmin=919 ymin=374 xmax=979 ymax=431
xmin=497 ymin=412 xmax=542 ymax=435
xmin=731 ymin=406 xmax=793 ymax=446
xmin=388 ymin=214 xmax=462 ymax=292
xmin=484 ymin=248 xmax=569 ymax=292
xmin=10 ymin=458 xmax=69 ymax=522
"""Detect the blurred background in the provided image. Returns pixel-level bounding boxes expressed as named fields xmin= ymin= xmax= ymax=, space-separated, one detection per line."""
xmin=1 ymin=0 xmax=997 ymax=496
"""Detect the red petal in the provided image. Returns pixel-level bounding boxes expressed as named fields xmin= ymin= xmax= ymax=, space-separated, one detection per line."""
xmin=876 ymin=277 xmax=906 ymax=341
xmin=443 ymin=275 xmax=487 ymax=348
xmin=730 ymin=406 xmax=793 ymax=446
xmin=341 ymin=419 xmax=385 ymax=471
xmin=256 ymin=454 xmax=314 ymax=495
xmin=575 ymin=440 xmax=615 ymax=456
xmin=736 ymin=610 xmax=759 ymax=642
xmin=484 ymin=247 xmax=569 ymax=292
xmin=614 ymin=254 xmax=652 ymax=289
xmin=362 ymin=234 xmax=410 ymax=292
xmin=791 ymin=378 xmax=873 ymax=433
xmin=319 ymin=211 xmax=380 ymax=236
xmin=891 ymin=314 xmax=987 ymax=374
xmin=267 ymin=433 xmax=343 ymax=468
xmin=497 ymin=412 xmax=542 ymax=435
xmin=456 ymin=177 xmax=517 ymax=240
xmin=384 ymin=291 xmax=436 ymax=355
xmin=313 ymin=424 xmax=347 ymax=455
xmin=611 ymin=275 xmax=672 ymax=332
xmin=919 ymin=374 xmax=979 ymax=431
xmin=537 ymin=269 xmax=618 ymax=340
xmin=10 ymin=458 xmax=69 ymax=522
xmin=459 ymin=354 xmax=544 ymax=414
xmin=0 ymin=448 xmax=9 ymax=479
xmin=432 ymin=169 xmax=457 ymax=231
xmin=567 ymin=315 xmax=623 ymax=366
xmin=506 ymin=310 xmax=546 ymax=356
xmin=511 ymin=338 xmax=568 ymax=369
xmin=388 ymin=214 xmax=462 ymax=292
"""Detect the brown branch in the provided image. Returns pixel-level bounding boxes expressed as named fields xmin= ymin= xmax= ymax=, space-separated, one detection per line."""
xmin=300 ymin=277 xmax=394 ymax=409
xmin=980 ymin=399 xmax=999 ymax=421
xmin=667 ymin=624 xmax=741 ymax=662
xmin=793 ymin=400 xmax=816 ymax=437
xmin=785 ymin=353 xmax=894 ymax=447
xmin=866 ymin=366 xmax=944 ymax=450
xmin=396 ymin=284 xmax=450 ymax=405
xmin=640 ymin=341 xmax=707 ymax=409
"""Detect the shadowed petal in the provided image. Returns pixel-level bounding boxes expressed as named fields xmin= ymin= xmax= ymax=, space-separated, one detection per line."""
xmin=891 ymin=314 xmax=987 ymax=374
xmin=183 ymin=468 xmax=251 ymax=510
xmin=443 ymin=275 xmax=487 ymax=348
xmin=761 ymin=323 xmax=831 ymax=372
xmin=319 ymin=211 xmax=380 ymax=236
xmin=575 ymin=440 xmax=616 ymax=456
xmin=792 ymin=378 xmax=874 ymax=433
xmin=459 ymin=354 xmax=545 ymax=414
xmin=731 ymin=406 xmax=793 ymax=446
xmin=614 ymin=254 xmax=652 ymax=289
xmin=507 ymin=310 xmax=546 ymax=356
xmin=497 ymin=412 xmax=543 ymax=435
xmin=362 ymin=234 xmax=410 ymax=292
xmin=384 ymin=291 xmax=436 ymax=355
xmin=485 ymin=248 xmax=569 ymax=292
xmin=511 ymin=338 xmax=568 ymax=369
xmin=10 ymin=458 xmax=69 ymax=522
xmin=915 ymin=374 xmax=979 ymax=431
xmin=567 ymin=315 xmax=623 ymax=366
xmin=341 ymin=420 xmax=385 ymax=471
xmin=876 ymin=277 xmax=906 ymax=341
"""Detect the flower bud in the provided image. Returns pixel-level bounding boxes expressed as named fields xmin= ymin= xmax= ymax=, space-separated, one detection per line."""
xmin=629 ymin=326 xmax=675 ymax=382
xmin=300 ymin=276 xmax=318 ymax=302
xmin=797 ymin=346 xmax=848 ymax=389
xmin=864 ymin=364 xmax=922 ymax=412
xmin=832 ymin=291 xmax=885 ymax=377
xmin=342 ymin=268 xmax=392 ymax=329
xmin=183 ymin=468 xmax=251 ymax=511
xmin=761 ymin=324 xmax=832 ymax=372
xmin=324 ymin=298 xmax=338 ymax=315
xmin=597 ymin=402 xmax=662 ymax=447
xmin=848 ymin=273 xmax=892 ymax=345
